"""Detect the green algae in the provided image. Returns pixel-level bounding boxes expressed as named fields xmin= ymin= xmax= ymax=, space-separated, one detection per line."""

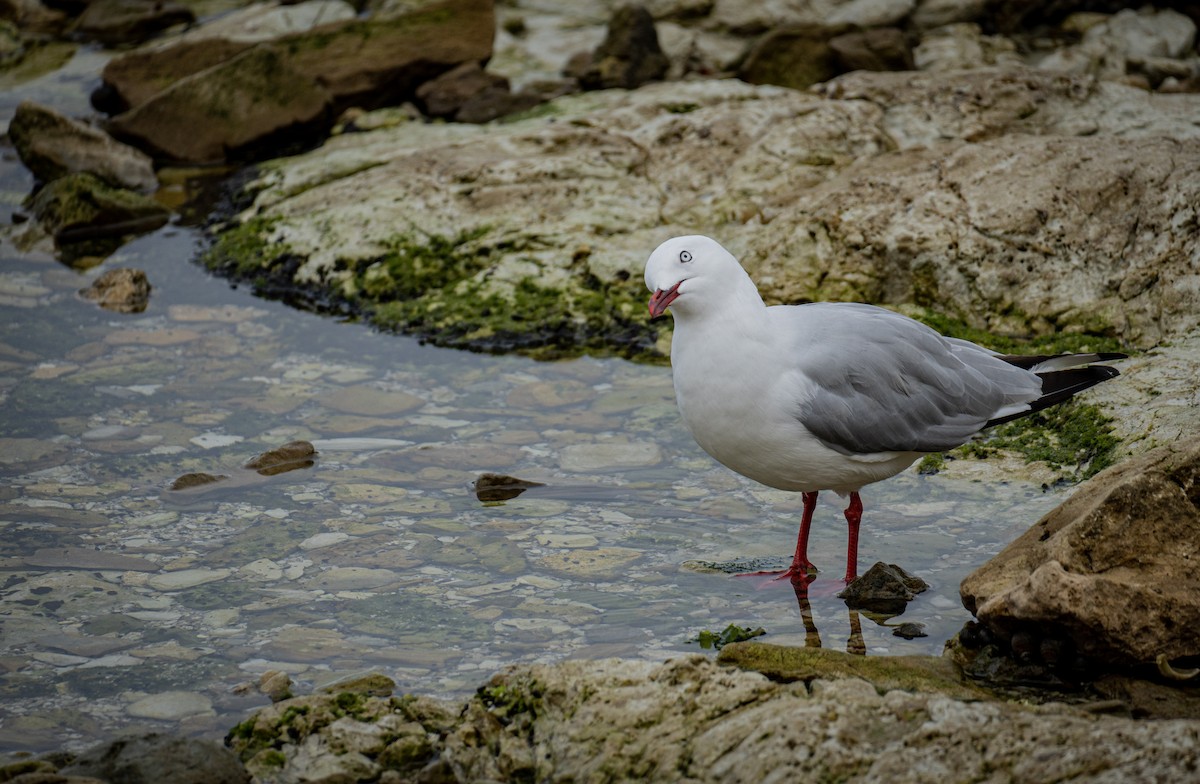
xmin=350 ymin=228 xmax=657 ymax=360
xmin=907 ymin=307 xmax=1125 ymax=356
xmin=718 ymin=641 xmax=993 ymax=701
xmin=955 ymin=400 xmax=1121 ymax=479
xmin=200 ymin=216 xmax=292 ymax=278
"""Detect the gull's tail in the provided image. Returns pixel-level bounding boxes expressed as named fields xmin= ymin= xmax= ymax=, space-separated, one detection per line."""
xmin=985 ymin=352 xmax=1127 ymax=428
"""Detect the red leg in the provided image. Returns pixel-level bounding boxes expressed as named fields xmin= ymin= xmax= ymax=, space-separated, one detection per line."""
xmin=738 ymin=491 xmax=818 ymax=585
xmin=843 ymin=491 xmax=863 ymax=584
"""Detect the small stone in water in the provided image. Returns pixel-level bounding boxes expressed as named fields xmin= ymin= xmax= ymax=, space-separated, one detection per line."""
xmin=79 ymin=267 xmax=151 ymax=313
xmin=473 ymin=472 xmax=544 ymax=502
xmin=892 ymin=622 xmax=928 ymax=639
xmin=838 ymin=562 xmax=930 ymax=616
xmin=244 ymin=440 xmax=317 ymax=475
xmin=169 ymin=472 xmax=229 ymax=490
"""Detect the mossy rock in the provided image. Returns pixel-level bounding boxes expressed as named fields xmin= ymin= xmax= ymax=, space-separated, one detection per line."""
xmin=717 ymin=641 xmax=995 ymax=702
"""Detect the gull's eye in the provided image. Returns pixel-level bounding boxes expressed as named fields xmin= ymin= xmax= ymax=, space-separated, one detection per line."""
xmin=679 ymin=250 xmax=693 ymax=263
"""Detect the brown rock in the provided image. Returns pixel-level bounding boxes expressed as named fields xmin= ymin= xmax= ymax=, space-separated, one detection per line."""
xmin=571 ymin=3 xmax=669 ymax=90
xmin=738 ymin=24 xmax=848 ymax=90
xmin=243 ymin=440 xmax=317 ymax=476
xmin=79 ymin=267 xmax=151 ymax=313
xmin=101 ymin=0 xmax=494 ymax=162
xmin=8 ymin=101 xmax=157 ymax=192
xmin=106 ymin=44 xmax=332 ymax=163
xmin=98 ymin=37 xmax=256 ymax=113
xmin=961 ymin=437 xmax=1200 ymax=669
xmin=829 ymin=27 xmax=914 ymax=72
xmin=71 ymin=0 xmax=194 ymax=46
xmin=169 ymin=472 xmax=229 ymax=491
xmin=415 ymin=60 xmax=525 ymax=122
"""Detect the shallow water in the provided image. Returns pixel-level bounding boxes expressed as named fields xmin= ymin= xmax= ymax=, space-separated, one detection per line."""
xmin=0 ymin=218 xmax=1072 ymax=753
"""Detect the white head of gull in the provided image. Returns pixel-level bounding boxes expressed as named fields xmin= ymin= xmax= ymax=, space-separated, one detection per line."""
xmin=644 ymin=234 xmax=1126 ymax=585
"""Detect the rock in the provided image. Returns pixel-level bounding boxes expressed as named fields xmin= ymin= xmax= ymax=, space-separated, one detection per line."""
xmin=106 ymin=45 xmax=333 ymax=163
xmin=415 ymin=61 xmax=543 ymax=123
xmin=913 ymin=22 xmax=1021 ymax=72
xmin=1038 ymin=7 xmax=1200 ymax=87
xmin=0 ymin=0 xmax=68 ymax=35
xmin=79 ymin=267 xmax=151 ymax=313
xmin=317 ymin=671 xmax=395 ymax=696
xmin=838 ymin=562 xmax=929 ymax=615
xmin=227 ymin=654 xmax=1200 ymax=782
xmin=571 ymin=3 xmax=669 ymax=90
xmin=208 ymin=70 xmax=1200 ymax=358
xmin=829 ymin=27 xmax=913 ymax=73
xmin=62 ymin=733 xmax=249 ymax=784
xmin=825 ymin=0 xmax=914 ymax=28
xmin=473 ymin=472 xmax=545 ymax=502
xmin=172 ymin=0 xmax=356 ymax=45
xmin=744 ymin=129 xmax=1200 ymax=349
xmin=168 ymin=472 xmax=229 ymax=490
xmin=910 ymin=0 xmax=985 ymax=30
xmin=97 ymin=38 xmax=258 ymax=114
xmin=8 ymin=101 xmax=157 ymax=192
xmin=70 ymin=0 xmax=194 ymax=46
xmin=258 ymin=670 xmax=294 ymax=702
xmin=243 ymin=439 xmax=317 ymax=475
xmin=961 ymin=437 xmax=1200 ymax=670
xmin=102 ymin=0 xmax=495 ymax=162
xmin=737 ymin=24 xmax=846 ymax=90
xmin=25 ymin=172 xmax=169 ymax=246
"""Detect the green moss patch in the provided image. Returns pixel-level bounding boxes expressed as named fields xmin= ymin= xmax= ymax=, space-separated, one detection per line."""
xmin=908 ymin=307 xmax=1125 ymax=356
xmin=349 ymin=229 xmax=658 ymax=360
xmin=955 ymin=400 xmax=1121 ymax=480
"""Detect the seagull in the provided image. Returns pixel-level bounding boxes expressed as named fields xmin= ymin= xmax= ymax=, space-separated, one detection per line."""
xmin=645 ymin=235 xmax=1126 ymax=585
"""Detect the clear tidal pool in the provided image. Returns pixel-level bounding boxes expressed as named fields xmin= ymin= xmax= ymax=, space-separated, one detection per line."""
xmin=0 ymin=219 xmax=1070 ymax=754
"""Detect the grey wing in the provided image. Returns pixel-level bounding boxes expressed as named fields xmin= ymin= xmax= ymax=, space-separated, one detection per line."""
xmin=786 ymin=304 xmax=1041 ymax=455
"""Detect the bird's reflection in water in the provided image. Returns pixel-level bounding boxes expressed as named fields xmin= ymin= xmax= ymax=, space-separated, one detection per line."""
xmin=789 ymin=576 xmax=866 ymax=656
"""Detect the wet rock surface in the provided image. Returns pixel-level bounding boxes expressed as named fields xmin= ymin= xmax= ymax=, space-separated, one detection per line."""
xmin=961 ymin=436 xmax=1200 ymax=671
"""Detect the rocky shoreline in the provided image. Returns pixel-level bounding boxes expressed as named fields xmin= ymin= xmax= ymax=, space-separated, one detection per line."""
xmin=3 ymin=0 xmax=1200 ymax=781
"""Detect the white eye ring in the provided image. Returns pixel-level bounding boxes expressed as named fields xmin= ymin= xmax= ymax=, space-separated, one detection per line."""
xmin=679 ymin=250 xmax=693 ymax=263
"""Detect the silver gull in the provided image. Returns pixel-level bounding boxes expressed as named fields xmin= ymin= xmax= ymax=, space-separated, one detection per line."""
xmin=644 ymin=235 xmax=1126 ymax=585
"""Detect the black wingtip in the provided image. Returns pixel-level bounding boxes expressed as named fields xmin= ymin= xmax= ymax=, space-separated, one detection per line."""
xmin=984 ymin=363 xmax=1123 ymax=429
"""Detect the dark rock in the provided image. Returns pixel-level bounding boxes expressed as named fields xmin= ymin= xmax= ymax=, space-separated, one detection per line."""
xmin=892 ymin=621 xmax=927 ymax=639
xmin=737 ymin=23 xmax=848 ymax=90
xmin=26 ymin=172 xmax=169 ymax=245
xmin=243 ymin=440 xmax=317 ymax=475
xmin=8 ymin=101 xmax=157 ymax=192
xmin=829 ymin=27 xmax=914 ymax=72
xmin=79 ymin=267 xmax=151 ymax=313
xmin=570 ymin=3 xmax=669 ymax=90
xmin=61 ymin=733 xmax=250 ymax=784
xmin=70 ymin=0 xmax=194 ymax=46
xmin=473 ymin=472 xmax=544 ymax=502
xmin=838 ymin=562 xmax=928 ymax=615
xmin=961 ymin=437 xmax=1200 ymax=670
xmin=416 ymin=60 xmax=534 ymax=122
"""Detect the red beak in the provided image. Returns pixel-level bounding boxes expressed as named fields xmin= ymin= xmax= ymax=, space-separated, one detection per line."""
xmin=648 ymin=281 xmax=682 ymax=318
